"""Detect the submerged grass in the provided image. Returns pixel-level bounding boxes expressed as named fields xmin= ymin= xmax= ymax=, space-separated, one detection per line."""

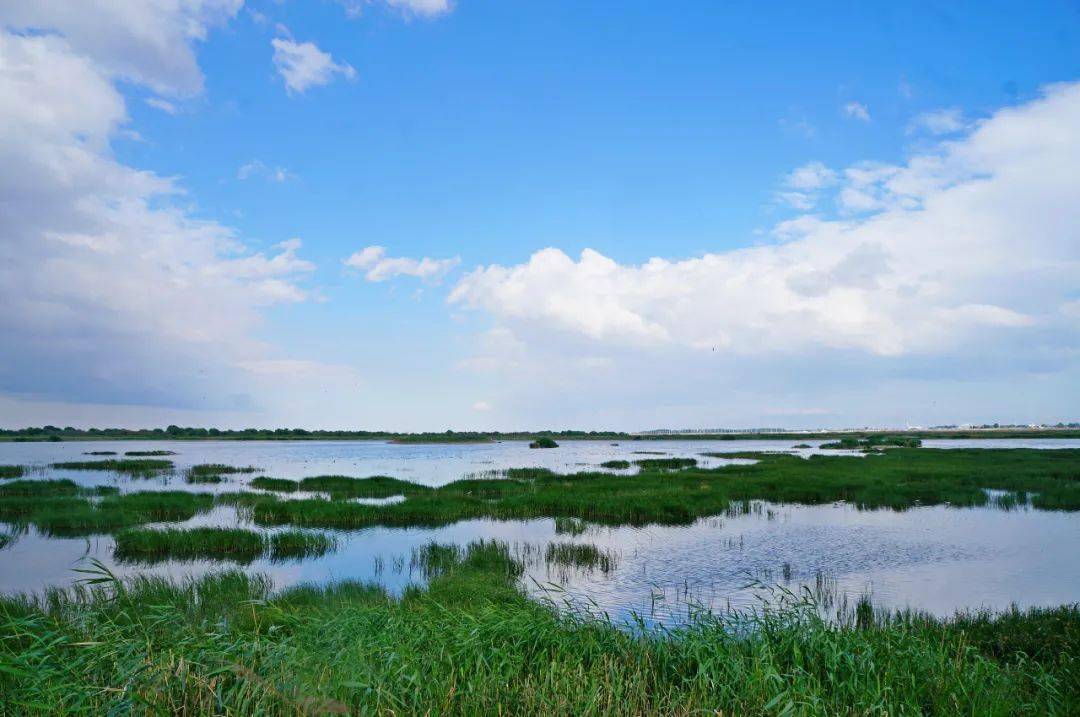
xmin=0 ymin=543 xmax=1076 ymax=714
xmin=544 ymin=541 xmax=615 ymax=572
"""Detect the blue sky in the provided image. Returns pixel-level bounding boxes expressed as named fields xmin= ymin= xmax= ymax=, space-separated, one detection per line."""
xmin=1 ymin=1 xmax=1078 ymax=430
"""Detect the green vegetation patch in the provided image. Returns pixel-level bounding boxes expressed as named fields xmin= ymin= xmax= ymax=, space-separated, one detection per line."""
xmin=249 ymin=477 xmax=300 ymax=493
xmin=297 ymin=475 xmax=430 ymax=499
xmin=188 ymin=464 xmax=259 ymax=477
xmin=600 ymin=460 xmax=631 ymax=469
xmin=0 ymin=465 xmax=26 ymax=479
xmin=114 ymin=528 xmax=266 ymax=563
xmin=529 ymin=437 xmax=559 ymax=448
xmin=0 ymin=542 xmax=1076 ymax=714
xmin=632 ymin=457 xmax=697 ymax=470
xmin=124 ymin=450 xmax=176 ymax=456
xmin=268 ymin=531 xmax=338 ymax=561
xmin=545 ymin=541 xmax=615 ymax=572
xmin=820 ymin=435 xmax=923 ymax=450
xmin=51 ymin=459 xmax=173 ymax=474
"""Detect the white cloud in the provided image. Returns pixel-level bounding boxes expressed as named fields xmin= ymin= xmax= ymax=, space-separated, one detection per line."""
xmin=345 ymin=246 xmax=461 ymax=283
xmin=909 ymin=108 xmax=966 ymax=135
xmin=0 ymin=8 xmax=319 ymax=411
xmin=340 ymin=0 xmax=454 ymax=18
xmin=237 ymin=159 xmax=294 ymax=182
xmin=1 ymin=0 xmax=242 ymax=97
xmin=146 ymin=97 xmax=178 ymax=114
xmin=271 ymin=36 xmax=356 ymax=95
xmin=451 ymin=83 xmax=1080 ymax=364
xmin=843 ymin=101 xmax=871 ymax=122
xmin=472 ymin=400 xmax=493 ymax=412
xmin=778 ymin=161 xmax=837 ymax=209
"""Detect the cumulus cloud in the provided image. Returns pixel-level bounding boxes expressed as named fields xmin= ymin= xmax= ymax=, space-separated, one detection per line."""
xmin=345 ymin=246 xmax=461 ymax=283
xmin=843 ymin=101 xmax=871 ymax=122
xmin=271 ymin=36 xmax=356 ymax=95
xmin=0 ymin=6 xmax=320 ymax=411
xmin=451 ymin=83 xmax=1080 ymax=365
xmin=2 ymin=0 xmax=242 ymax=97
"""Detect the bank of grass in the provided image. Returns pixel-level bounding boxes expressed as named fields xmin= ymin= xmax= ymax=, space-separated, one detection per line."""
xmin=0 ymin=483 xmax=214 ymax=537
xmin=188 ymin=463 xmax=258 ymax=477
xmin=599 ymin=459 xmax=631 ymax=469
xmin=249 ymin=476 xmax=300 ymax=492
xmin=633 ymin=457 xmax=697 ymax=470
xmin=112 ymin=527 xmax=337 ymax=563
xmin=114 ymin=527 xmax=265 ymax=562
xmin=297 ymin=475 xmax=428 ymax=498
xmin=0 ymin=465 xmax=25 ymax=479
xmin=0 ymin=543 xmax=1076 ymax=714
xmin=51 ymin=459 xmax=173 ymax=474
xmin=124 ymin=450 xmax=176 ymax=456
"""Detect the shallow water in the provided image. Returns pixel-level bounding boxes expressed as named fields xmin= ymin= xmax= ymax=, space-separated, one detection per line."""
xmin=1 ymin=438 xmax=1078 ymax=626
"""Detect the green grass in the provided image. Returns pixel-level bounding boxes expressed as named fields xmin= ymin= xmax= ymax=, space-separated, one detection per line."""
xmin=185 ymin=472 xmax=225 ymax=484
xmin=82 ymin=451 xmax=116 ymax=455
xmin=529 ymin=437 xmax=559 ymax=448
xmin=114 ymin=527 xmax=266 ymax=563
xmin=51 ymin=459 xmax=173 ymax=474
xmin=544 ymin=541 xmax=615 ymax=572
xmin=112 ymin=527 xmax=337 ymax=563
xmin=633 ymin=457 xmax=697 ymax=470
xmin=188 ymin=463 xmax=258 ymax=477
xmin=0 ymin=544 xmax=1076 ymax=714
xmin=249 ymin=476 xmax=300 ymax=492
xmin=599 ymin=459 xmax=631 ymax=469
xmin=0 ymin=486 xmax=214 ymax=537
xmin=297 ymin=475 xmax=429 ymax=498
xmin=124 ymin=450 xmax=176 ymax=456
xmin=0 ymin=465 xmax=26 ymax=479
xmin=820 ymin=435 xmax=923 ymax=450
xmin=267 ymin=531 xmax=338 ymax=561
xmin=239 ymin=449 xmax=1080 ymax=530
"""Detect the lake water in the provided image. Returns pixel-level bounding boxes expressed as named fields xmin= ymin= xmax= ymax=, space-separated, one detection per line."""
xmin=1 ymin=438 xmax=1078 ymax=626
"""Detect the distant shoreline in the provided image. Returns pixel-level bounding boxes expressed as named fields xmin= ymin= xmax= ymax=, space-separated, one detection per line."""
xmin=2 ymin=427 xmax=1078 ymax=443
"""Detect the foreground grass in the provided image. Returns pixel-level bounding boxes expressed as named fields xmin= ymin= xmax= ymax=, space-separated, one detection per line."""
xmin=0 ymin=543 xmax=1076 ymax=715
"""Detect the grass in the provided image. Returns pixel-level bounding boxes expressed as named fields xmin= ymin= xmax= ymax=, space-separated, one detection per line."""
xmin=112 ymin=527 xmax=337 ymax=563
xmin=0 ymin=544 xmax=1076 ymax=714
xmin=820 ymin=435 xmax=923 ymax=450
xmin=250 ymin=477 xmax=300 ymax=492
xmin=82 ymin=451 xmax=116 ymax=455
xmin=529 ymin=436 xmax=559 ymax=448
xmin=544 ymin=541 xmax=615 ymax=572
xmin=0 ymin=485 xmax=213 ymax=537
xmin=185 ymin=472 xmax=225 ymax=484
xmin=633 ymin=457 xmax=697 ymax=470
xmin=51 ymin=459 xmax=173 ymax=474
xmin=267 ymin=531 xmax=337 ymax=561
xmin=0 ymin=465 xmax=26 ymax=479
xmin=124 ymin=450 xmax=176 ymax=456
xmin=114 ymin=528 xmax=266 ymax=563
xmin=297 ymin=475 xmax=429 ymax=499
xmin=599 ymin=459 xmax=631 ymax=469
xmin=188 ymin=463 xmax=258 ymax=477
xmin=239 ymin=448 xmax=1080 ymax=530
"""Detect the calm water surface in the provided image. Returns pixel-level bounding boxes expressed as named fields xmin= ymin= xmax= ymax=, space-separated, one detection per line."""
xmin=1 ymin=438 xmax=1078 ymax=626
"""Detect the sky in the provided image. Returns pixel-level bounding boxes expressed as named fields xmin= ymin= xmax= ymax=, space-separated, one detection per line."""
xmin=0 ymin=0 xmax=1078 ymax=431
